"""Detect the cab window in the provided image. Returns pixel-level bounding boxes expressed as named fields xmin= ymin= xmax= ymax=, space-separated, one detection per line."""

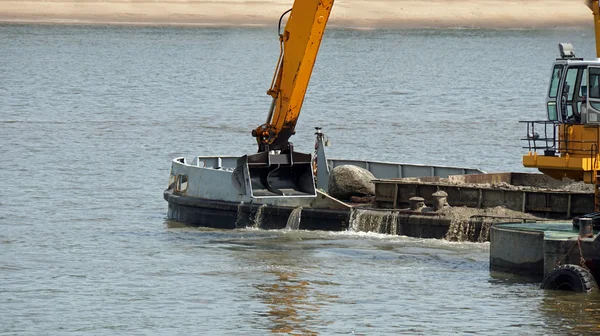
xmin=564 ymin=68 xmax=579 ymax=101
xmin=547 ymin=102 xmax=557 ymax=121
xmin=560 ymin=66 xmax=586 ymax=121
xmin=548 ymin=64 xmax=563 ymax=98
xmin=589 ymin=67 xmax=600 ymax=99
xmin=588 ymin=67 xmax=600 ymax=111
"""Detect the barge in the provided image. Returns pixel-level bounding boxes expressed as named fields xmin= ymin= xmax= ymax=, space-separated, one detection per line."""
xmin=165 ymin=129 xmax=485 ymax=232
xmin=166 ymin=129 xmax=594 ymax=242
xmin=165 ymin=1 xmax=596 ymax=248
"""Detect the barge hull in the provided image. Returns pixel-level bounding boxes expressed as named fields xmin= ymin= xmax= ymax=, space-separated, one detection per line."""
xmin=165 ymin=190 xmax=350 ymax=231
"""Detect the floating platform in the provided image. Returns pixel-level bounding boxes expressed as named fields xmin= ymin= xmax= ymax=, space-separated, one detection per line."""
xmin=490 ymin=222 xmax=600 ymax=280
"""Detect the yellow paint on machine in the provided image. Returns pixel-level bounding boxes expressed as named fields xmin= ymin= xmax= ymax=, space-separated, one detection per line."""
xmin=523 ymin=124 xmax=600 ymax=183
xmin=256 ymin=0 xmax=334 ymax=147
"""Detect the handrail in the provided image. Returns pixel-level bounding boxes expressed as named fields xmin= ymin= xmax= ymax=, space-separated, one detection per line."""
xmin=521 ymin=120 xmax=600 ymax=156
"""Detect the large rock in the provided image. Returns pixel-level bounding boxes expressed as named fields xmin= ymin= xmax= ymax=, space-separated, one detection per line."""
xmin=328 ymin=165 xmax=376 ymax=200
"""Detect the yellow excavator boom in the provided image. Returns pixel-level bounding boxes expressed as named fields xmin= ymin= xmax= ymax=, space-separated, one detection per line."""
xmin=587 ymin=0 xmax=600 ymax=57
xmin=253 ymin=0 xmax=334 ymax=151
xmin=234 ymin=0 xmax=334 ymax=198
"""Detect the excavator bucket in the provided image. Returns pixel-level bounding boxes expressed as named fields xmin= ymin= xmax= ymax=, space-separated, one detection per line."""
xmin=233 ymin=151 xmax=316 ymax=198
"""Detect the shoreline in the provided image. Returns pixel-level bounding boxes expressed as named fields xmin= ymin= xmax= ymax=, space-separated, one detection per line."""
xmin=0 ymin=18 xmax=594 ymax=30
xmin=0 ymin=0 xmax=593 ymax=29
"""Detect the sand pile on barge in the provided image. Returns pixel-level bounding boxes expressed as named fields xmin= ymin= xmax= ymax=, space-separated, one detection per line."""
xmin=440 ymin=205 xmax=542 ymax=222
xmin=0 ymin=0 xmax=591 ymax=28
xmin=448 ymin=180 xmax=593 ymax=193
xmin=397 ymin=175 xmax=594 ymax=193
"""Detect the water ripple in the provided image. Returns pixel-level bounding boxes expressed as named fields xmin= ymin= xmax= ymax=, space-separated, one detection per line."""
xmin=1 ymin=24 xmax=597 ymax=335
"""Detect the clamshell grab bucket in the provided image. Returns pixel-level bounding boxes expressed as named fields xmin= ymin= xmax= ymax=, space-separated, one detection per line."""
xmin=233 ymin=151 xmax=316 ymax=198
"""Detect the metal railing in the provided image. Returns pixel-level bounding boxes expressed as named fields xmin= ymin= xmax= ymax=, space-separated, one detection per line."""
xmin=521 ymin=120 xmax=600 ymax=157
xmin=520 ymin=120 xmax=557 ymax=154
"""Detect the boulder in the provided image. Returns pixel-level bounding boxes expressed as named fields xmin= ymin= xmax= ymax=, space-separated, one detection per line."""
xmin=328 ymin=165 xmax=376 ymax=200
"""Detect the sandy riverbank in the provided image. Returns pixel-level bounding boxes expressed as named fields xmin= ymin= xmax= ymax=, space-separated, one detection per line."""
xmin=0 ymin=0 xmax=593 ymax=28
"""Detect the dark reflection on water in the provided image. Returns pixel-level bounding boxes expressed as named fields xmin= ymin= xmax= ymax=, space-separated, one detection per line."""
xmin=253 ymin=269 xmax=333 ymax=335
xmin=489 ymin=270 xmax=543 ymax=285
xmin=3 ymin=24 xmax=600 ymax=334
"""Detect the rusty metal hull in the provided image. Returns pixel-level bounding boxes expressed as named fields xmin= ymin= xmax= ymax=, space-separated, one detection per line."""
xmin=347 ymin=209 xmax=491 ymax=241
xmin=374 ymin=172 xmax=593 ymax=218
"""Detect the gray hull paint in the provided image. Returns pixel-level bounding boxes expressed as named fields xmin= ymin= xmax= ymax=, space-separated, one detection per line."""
xmin=165 ymin=155 xmax=483 ymax=230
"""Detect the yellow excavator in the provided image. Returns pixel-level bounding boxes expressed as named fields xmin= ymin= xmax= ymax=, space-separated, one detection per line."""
xmin=523 ymin=0 xmax=600 ymax=210
xmin=233 ymin=0 xmax=334 ymax=198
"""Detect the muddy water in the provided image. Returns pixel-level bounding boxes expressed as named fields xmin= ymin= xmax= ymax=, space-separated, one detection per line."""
xmin=3 ymin=24 xmax=600 ymax=334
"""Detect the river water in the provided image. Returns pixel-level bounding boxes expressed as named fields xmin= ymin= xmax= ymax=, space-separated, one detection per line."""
xmin=3 ymin=24 xmax=600 ymax=335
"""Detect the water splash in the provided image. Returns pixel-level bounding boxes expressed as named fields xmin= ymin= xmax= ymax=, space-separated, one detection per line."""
xmin=285 ymin=207 xmax=303 ymax=230
xmin=350 ymin=208 xmax=495 ymax=241
xmin=348 ymin=209 xmax=400 ymax=235
xmin=386 ymin=212 xmax=400 ymax=236
xmin=252 ymin=204 xmax=267 ymax=229
xmin=445 ymin=218 xmax=476 ymax=242
xmin=348 ymin=209 xmax=366 ymax=231
xmin=235 ymin=202 xmax=245 ymax=227
xmin=445 ymin=217 xmax=498 ymax=242
xmin=477 ymin=218 xmax=494 ymax=243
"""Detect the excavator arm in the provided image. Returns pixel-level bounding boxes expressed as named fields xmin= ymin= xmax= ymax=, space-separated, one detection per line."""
xmin=588 ymin=0 xmax=600 ymax=57
xmin=233 ymin=0 xmax=334 ymax=198
xmin=253 ymin=0 xmax=334 ymax=152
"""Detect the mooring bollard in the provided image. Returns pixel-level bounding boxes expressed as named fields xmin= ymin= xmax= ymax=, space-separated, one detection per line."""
xmin=579 ymin=217 xmax=594 ymax=238
xmin=409 ymin=196 xmax=425 ymax=211
xmin=432 ymin=190 xmax=449 ymax=211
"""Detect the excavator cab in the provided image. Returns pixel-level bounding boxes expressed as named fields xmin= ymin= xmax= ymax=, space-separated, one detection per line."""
xmin=523 ymin=43 xmax=600 ymax=183
xmin=522 ymin=1 xmax=600 ymax=212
